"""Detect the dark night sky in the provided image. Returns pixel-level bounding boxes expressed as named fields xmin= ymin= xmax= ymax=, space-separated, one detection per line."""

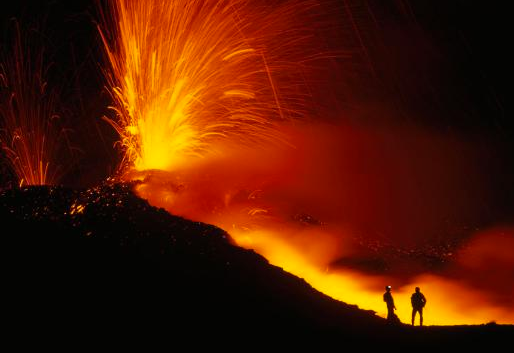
xmin=1 ymin=0 xmax=513 ymax=223
xmin=2 ymin=0 xmax=511 ymax=127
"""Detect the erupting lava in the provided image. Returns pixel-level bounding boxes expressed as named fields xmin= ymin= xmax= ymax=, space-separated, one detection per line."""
xmin=0 ymin=23 xmax=64 ymax=186
xmin=99 ymin=0 xmax=322 ymax=171
xmin=99 ymin=0 xmax=514 ymax=325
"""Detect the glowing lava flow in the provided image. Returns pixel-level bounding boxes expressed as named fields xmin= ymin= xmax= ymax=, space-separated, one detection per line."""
xmin=0 ymin=24 xmax=63 ymax=186
xmin=229 ymin=228 xmax=514 ymax=326
xmin=134 ymin=172 xmax=514 ymax=326
xmin=99 ymin=0 xmax=321 ymax=171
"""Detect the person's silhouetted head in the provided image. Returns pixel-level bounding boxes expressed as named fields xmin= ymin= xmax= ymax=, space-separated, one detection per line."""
xmin=415 ymin=287 xmax=420 ymax=293
xmin=385 ymin=285 xmax=391 ymax=292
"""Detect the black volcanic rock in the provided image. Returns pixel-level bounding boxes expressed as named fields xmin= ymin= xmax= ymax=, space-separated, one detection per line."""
xmin=1 ymin=183 xmax=512 ymax=347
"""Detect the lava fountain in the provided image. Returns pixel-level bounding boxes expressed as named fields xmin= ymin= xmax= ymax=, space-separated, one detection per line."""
xmin=98 ymin=0 xmax=326 ymax=172
xmin=0 ymin=23 xmax=65 ymax=186
xmin=99 ymin=0 xmax=514 ymax=325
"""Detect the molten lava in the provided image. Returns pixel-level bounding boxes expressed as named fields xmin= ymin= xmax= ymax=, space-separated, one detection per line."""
xmin=99 ymin=0 xmax=514 ymax=325
xmin=99 ymin=0 xmax=324 ymax=171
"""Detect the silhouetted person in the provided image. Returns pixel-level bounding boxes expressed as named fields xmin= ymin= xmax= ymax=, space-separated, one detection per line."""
xmin=383 ymin=285 xmax=397 ymax=322
xmin=411 ymin=286 xmax=427 ymax=326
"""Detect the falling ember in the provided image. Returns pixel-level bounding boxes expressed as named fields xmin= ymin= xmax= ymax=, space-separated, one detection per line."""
xmin=99 ymin=0 xmax=324 ymax=172
xmin=0 ymin=23 xmax=64 ymax=186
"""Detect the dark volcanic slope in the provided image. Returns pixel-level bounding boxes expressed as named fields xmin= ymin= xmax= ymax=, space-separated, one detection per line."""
xmin=1 ymin=183 xmax=512 ymax=347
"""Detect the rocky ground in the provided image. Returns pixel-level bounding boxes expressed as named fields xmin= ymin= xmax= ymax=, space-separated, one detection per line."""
xmin=1 ymin=182 xmax=512 ymax=348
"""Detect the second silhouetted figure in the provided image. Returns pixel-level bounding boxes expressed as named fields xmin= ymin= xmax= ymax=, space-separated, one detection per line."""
xmin=411 ymin=286 xmax=427 ymax=326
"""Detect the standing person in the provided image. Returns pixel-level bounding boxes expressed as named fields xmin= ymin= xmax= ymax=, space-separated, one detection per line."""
xmin=411 ymin=287 xmax=427 ymax=326
xmin=383 ymin=285 xmax=397 ymax=322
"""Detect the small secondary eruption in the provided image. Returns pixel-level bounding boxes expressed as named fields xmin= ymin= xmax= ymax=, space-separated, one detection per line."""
xmin=0 ymin=23 xmax=65 ymax=186
xmin=99 ymin=0 xmax=326 ymax=172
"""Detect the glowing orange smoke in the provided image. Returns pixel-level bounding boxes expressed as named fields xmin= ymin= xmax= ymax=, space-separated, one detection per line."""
xmin=0 ymin=23 xmax=64 ymax=186
xmin=99 ymin=0 xmax=323 ymax=172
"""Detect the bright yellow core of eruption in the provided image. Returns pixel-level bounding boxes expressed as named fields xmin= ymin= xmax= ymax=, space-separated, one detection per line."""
xmin=125 ymin=77 xmax=199 ymax=171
